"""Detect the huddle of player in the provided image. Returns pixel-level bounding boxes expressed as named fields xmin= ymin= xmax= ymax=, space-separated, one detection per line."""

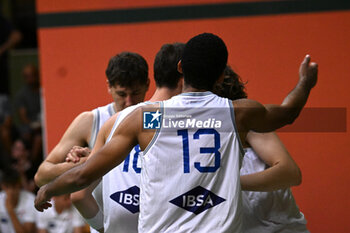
xmin=34 ymin=33 xmax=317 ymax=232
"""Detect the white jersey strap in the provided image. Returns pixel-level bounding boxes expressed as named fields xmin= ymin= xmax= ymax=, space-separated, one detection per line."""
xmin=89 ymin=108 xmax=100 ymax=148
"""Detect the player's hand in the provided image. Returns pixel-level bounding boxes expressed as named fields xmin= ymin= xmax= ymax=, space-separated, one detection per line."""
xmin=34 ymin=185 xmax=52 ymax=212
xmin=299 ymin=54 xmax=318 ymax=89
xmin=66 ymin=146 xmax=91 ymax=163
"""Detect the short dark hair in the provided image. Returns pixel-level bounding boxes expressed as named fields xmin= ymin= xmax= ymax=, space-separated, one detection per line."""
xmin=1 ymin=168 xmax=20 ymax=185
xmin=213 ymin=66 xmax=247 ymax=100
xmin=181 ymin=33 xmax=228 ymax=90
xmin=154 ymin=43 xmax=185 ymax=89
xmin=106 ymin=52 xmax=149 ymax=87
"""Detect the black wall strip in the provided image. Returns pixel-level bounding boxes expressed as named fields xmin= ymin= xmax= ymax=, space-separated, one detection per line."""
xmin=38 ymin=0 xmax=350 ymax=28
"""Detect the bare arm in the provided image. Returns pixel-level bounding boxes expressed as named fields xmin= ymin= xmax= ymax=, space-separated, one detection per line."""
xmin=37 ymin=229 xmax=48 ymax=233
xmin=23 ymin=222 xmax=36 ymax=233
xmin=34 ymin=112 xmax=93 ymax=187
xmin=234 ymin=55 xmax=318 ymax=134
xmin=34 ymin=108 xmax=143 ymax=211
xmin=6 ymin=208 xmax=35 ymax=233
xmin=241 ymin=132 xmax=301 ymax=191
xmin=73 ymin=226 xmax=85 ymax=233
xmin=70 ymin=114 xmax=118 ymax=232
xmin=5 ymin=190 xmax=36 ymax=233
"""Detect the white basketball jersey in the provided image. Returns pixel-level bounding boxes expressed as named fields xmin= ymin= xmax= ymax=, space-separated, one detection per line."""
xmin=89 ymin=102 xmax=116 ymax=233
xmin=102 ymin=102 xmax=151 ymax=233
xmin=90 ymin=102 xmax=116 ymax=147
xmin=139 ymin=92 xmax=244 ymax=233
xmin=37 ymin=201 xmax=85 ymax=233
xmin=241 ymin=148 xmax=309 ymax=233
xmin=0 ymin=191 xmax=36 ymax=233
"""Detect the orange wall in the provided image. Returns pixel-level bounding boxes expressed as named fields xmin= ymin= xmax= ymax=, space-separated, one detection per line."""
xmin=37 ymin=1 xmax=350 ymax=232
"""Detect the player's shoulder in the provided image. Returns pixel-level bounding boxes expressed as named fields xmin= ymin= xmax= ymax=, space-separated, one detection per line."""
xmin=120 ymin=102 xmax=160 ymax=120
xmin=76 ymin=110 xmax=94 ymax=121
xmin=232 ymin=98 xmax=262 ymax=108
xmin=107 ymin=112 xmax=119 ymax=122
xmin=132 ymin=102 xmax=161 ymax=120
xmin=232 ymin=99 xmax=266 ymax=120
xmin=69 ymin=111 xmax=95 ymax=129
xmin=139 ymin=102 xmax=161 ymax=110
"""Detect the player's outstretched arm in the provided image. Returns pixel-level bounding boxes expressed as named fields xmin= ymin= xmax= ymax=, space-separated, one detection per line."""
xmin=241 ymin=131 xmax=301 ymax=191
xmin=34 ymin=108 xmax=142 ymax=212
xmin=70 ymin=114 xmax=118 ymax=232
xmin=34 ymin=112 xmax=93 ymax=187
xmin=234 ymin=55 xmax=318 ymax=133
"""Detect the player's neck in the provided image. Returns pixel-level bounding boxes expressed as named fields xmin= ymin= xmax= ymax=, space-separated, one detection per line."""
xmin=182 ymin=84 xmax=208 ymax=93
xmin=148 ymin=87 xmax=179 ymax=102
xmin=54 ymin=204 xmax=65 ymax=214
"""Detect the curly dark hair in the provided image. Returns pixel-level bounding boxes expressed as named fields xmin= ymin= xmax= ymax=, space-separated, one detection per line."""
xmin=213 ymin=66 xmax=247 ymax=100
xmin=105 ymin=52 xmax=149 ymax=87
xmin=154 ymin=43 xmax=185 ymax=89
xmin=181 ymin=33 xmax=228 ymax=90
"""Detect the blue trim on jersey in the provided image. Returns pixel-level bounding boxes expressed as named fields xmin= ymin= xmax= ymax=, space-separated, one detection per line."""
xmin=143 ymin=102 xmax=163 ymax=155
xmin=107 ymin=103 xmax=115 ymax=117
xmin=143 ymin=100 xmax=162 ymax=106
xmin=228 ymin=100 xmax=245 ymax=158
xmin=179 ymin=91 xmax=213 ymax=96
xmin=96 ymin=108 xmax=101 ymax=134
xmin=89 ymin=110 xmax=96 ymax=148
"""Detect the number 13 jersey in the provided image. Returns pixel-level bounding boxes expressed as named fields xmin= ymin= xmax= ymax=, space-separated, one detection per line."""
xmin=139 ymin=92 xmax=244 ymax=233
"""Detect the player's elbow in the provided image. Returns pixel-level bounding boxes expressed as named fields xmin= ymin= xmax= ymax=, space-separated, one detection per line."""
xmin=285 ymin=163 xmax=302 ymax=187
xmin=34 ymin=172 xmax=42 ymax=187
xmin=34 ymin=168 xmax=47 ymax=187
xmin=292 ymin=166 xmax=302 ymax=186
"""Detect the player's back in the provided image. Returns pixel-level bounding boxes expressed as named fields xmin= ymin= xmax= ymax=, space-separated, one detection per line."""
xmin=139 ymin=91 xmax=244 ymax=233
xmin=241 ymin=148 xmax=308 ymax=233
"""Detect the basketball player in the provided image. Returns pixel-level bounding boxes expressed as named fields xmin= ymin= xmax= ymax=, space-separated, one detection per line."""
xmin=67 ymin=42 xmax=186 ymax=233
xmin=34 ymin=51 xmax=149 ymax=232
xmin=0 ymin=169 xmax=37 ymax=233
xmin=214 ymin=67 xmax=308 ymax=232
xmin=37 ymin=194 xmax=85 ymax=233
xmin=35 ymin=33 xmax=318 ymax=232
